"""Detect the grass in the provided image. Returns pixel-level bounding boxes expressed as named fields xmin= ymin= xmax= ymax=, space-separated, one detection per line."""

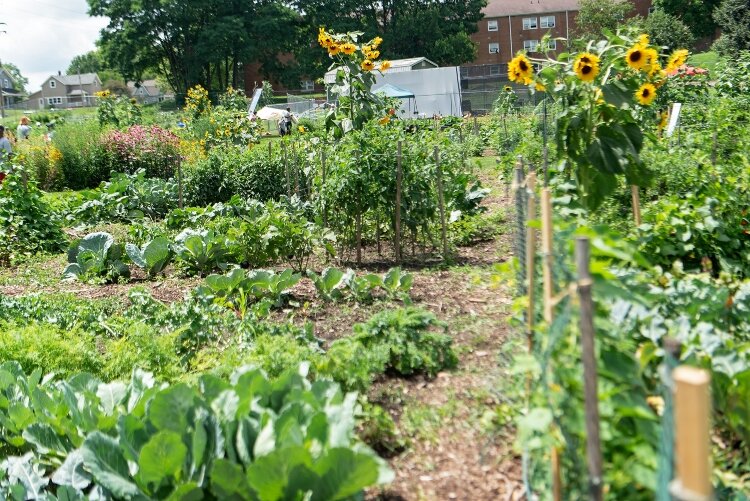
xmin=689 ymin=51 xmax=719 ymax=72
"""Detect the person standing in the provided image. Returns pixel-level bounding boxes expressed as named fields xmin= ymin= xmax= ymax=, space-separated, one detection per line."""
xmin=16 ymin=116 xmax=31 ymax=140
xmin=0 ymin=125 xmax=12 ymax=182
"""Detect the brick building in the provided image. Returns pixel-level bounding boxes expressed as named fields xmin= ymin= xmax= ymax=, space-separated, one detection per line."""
xmin=462 ymin=0 xmax=652 ymax=112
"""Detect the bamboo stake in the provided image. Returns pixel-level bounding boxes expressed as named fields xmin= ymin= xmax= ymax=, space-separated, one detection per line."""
xmin=177 ymin=156 xmax=183 ymax=210
xmin=282 ymin=140 xmax=290 ymax=196
xmin=395 ymin=141 xmax=403 ymax=263
xmin=435 ymin=145 xmax=448 ymax=259
xmin=541 ymin=187 xmax=562 ymax=501
xmin=631 ymin=185 xmax=642 ymax=227
xmin=670 ymin=367 xmax=712 ymax=501
xmin=321 ymin=151 xmax=327 ymax=227
xmin=525 ymin=171 xmax=537 ymax=352
xmin=576 ymin=237 xmax=603 ymax=501
xmin=541 ymin=188 xmax=554 ymax=324
xmin=293 ymin=141 xmax=299 ymax=195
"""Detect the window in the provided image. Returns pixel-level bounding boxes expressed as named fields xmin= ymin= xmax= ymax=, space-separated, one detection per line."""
xmin=540 ymin=39 xmax=557 ymax=51
xmin=487 ymin=20 xmax=498 ymax=31
xmin=49 ymin=80 xmax=56 ymax=88
xmin=489 ymin=65 xmax=501 ymax=76
xmin=39 ymin=98 xmax=43 ymax=106
xmin=46 ymin=97 xmax=62 ymax=105
xmin=2 ymin=79 xmax=8 ymax=88
xmin=488 ymin=42 xmax=500 ymax=54
xmin=523 ymin=40 xmax=539 ymax=52
xmin=301 ymin=80 xmax=315 ymax=91
xmin=540 ymin=16 xmax=555 ymax=28
xmin=522 ymin=17 xmax=537 ymax=30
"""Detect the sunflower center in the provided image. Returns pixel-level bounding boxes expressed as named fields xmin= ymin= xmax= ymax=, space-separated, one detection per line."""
xmin=582 ymin=65 xmax=592 ymax=75
xmin=642 ymin=89 xmax=651 ymax=97
xmin=630 ymin=51 xmax=642 ymax=62
xmin=519 ymin=61 xmax=528 ymax=71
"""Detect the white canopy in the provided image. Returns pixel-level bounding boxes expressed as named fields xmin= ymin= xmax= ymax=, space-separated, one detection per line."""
xmin=256 ymin=106 xmax=286 ymax=120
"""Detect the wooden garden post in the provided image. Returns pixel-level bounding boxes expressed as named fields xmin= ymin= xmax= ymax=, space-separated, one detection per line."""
xmin=576 ymin=237 xmax=603 ymax=501
xmin=321 ymin=150 xmax=327 ymax=227
xmin=473 ymin=115 xmax=479 ymax=135
xmin=355 ymin=153 xmax=362 ymax=266
xmin=435 ymin=145 xmax=448 ymax=259
xmin=282 ymin=139 xmax=290 ymax=196
xmin=525 ymin=170 xmax=537 ymax=352
xmin=177 ymin=155 xmax=183 ymax=209
xmin=395 ymin=141 xmax=403 ymax=263
xmin=670 ymin=367 xmax=712 ymax=501
xmin=631 ymin=185 xmax=642 ymax=227
xmin=268 ymin=140 xmax=272 ymax=159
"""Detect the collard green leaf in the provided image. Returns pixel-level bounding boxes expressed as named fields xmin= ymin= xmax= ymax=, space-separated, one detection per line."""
xmin=138 ymin=431 xmax=188 ymax=487
xmin=80 ymin=432 xmax=142 ymax=498
xmin=148 ymin=384 xmax=195 ymax=433
xmin=52 ymin=450 xmax=91 ymax=490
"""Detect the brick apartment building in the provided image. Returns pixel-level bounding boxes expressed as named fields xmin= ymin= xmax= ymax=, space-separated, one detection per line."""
xmin=462 ymin=0 xmax=652 ymax=111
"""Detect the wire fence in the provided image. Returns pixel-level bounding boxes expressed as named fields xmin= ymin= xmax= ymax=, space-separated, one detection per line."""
xmin=509 ymin=158 xmax=706 ymax=499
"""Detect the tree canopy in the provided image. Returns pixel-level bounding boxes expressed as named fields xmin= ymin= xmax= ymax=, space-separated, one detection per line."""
xmin=1 ymin=63 xmax=28 ymax=94
xmin=87 ymin=0 xmax=298 ymax=95
xmin=87 ymin=0 xmax=486 ymax=93
xmin=641 ymin=10 xmax=695 ymax=51
xmin=573 ymin=0 xmax=634 ymax=40
xmin=653 ymin=0 xmax=721 ymax=39
xmin=712 ymin=0 xmax=750 ymax=55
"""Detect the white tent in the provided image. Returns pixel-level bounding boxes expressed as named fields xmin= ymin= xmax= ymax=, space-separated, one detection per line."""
xmin=256 ymin=106 xmax=286 ymax=120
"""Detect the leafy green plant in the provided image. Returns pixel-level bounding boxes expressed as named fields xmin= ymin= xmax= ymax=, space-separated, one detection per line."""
xmin=380 ymin=267 xmax=414 ymax=303
xmin=197 ymin=268 xmax=302 ymax=310
xmin=347 ymin=273 xmax=382 ymax=302
xmin=0 ymin=167 xmax=66 ymax=266
xmin=0 ymin=363 xmax=393 ymax=499
xmin=352 ymin=307 xmax=457 ymax=377
xmin=125 ymin=236 xmax=173 ymax=277
xmin=308 ymin=267 xmax=351 ymax=302
xmin=63 ymin=232 xmax=130 ymax=283
xmin=173 ymin=229 xmax=229 ymax=276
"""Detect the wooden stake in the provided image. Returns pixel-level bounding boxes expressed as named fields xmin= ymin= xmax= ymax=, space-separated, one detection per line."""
xmin=541 ymin=188 xmax=554 ymax=324
xmin=435 ymin=146 xmax=448 ymax=260
xmin=670 ymin=367 xmax=712 ymax=501
xmin=282 ymin=140 xmax=290 ymax=196
xmin=575 ymin=237 xmax=603 ymax=501
xmin=525 ymin=171 xmax=537 ymax=352
xmin=473 ymin=115 xmax=479 ymax=135
xmin=321 ymin=151 xmax=327 ymax=227
xmin=355 ymin=209 xmax=362 ymax=266
xmin=293 ymin=141 xmax=299 ymax=195
xmin=268 ymin=140 xmax=272 ymax=159
xmin=395 ymin=141 xmax=403 ymax=263
xmin=631 ymin=185 xmax=642 ymax=227
xmin=551 ymin=448 xmax=562 ymax=501
xmin=177 ymin=156 xmax=183 ymax=209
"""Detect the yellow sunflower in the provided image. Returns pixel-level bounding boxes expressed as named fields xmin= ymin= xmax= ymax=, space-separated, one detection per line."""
xmin=535 ymin=81 xmax=546 ymax=92
xmin=379 ymin=60 xmax=392 ymax=71
xmin=503 ymin=85 xmax=512 ymax=92
xmin=573 ymin=52 xmax=600 ymax=82
xmin=638 ymin=34 xmax=650 ymax=46
xmin=341 ymin=43 xmax=356 ymax=55
xmin=328 ymin=43 xmax=341 ymax=56
xmin=361 ymin=59 xmax=375 ymax=71
xmin=666 ymin=49 xmax=689 ymax=72
xmin=365 ymin=49 xmax=380 ymax=60
xmin=507 ymin=54 xmax=533 ymax=84
xmin=378 ymin=116 xmax=391 ymax=125
xmin=625 ymin=44 xmax=648 ymax=70
xmin=635 ymin=83 xmax=657 ymax=105
xmin=372 ymin=36 xmax=383 ymax=47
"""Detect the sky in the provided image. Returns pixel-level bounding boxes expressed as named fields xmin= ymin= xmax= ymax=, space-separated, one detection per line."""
xmin=0 ymin=0 xmax=108 ymax=92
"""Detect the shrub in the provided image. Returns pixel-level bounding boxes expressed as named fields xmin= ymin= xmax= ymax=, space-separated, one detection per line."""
xmin=100 ymin=125 xmax=180 ymax=179
xmin=183 ymin=145 xmax=287 ymax=206
xmin=52 ymin=120 xmax=110 ymax=189
xmin=0 ymin=168 xmax=66 ymax=265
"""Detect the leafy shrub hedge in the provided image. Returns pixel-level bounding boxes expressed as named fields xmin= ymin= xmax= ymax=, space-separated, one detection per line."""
xmin=183 ymin=145 xmax=288 ymax=206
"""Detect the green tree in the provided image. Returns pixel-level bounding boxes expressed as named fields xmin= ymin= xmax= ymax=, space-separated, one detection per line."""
xmin=288 ymin=0 xmax=485 ymax=84
xmin=641 ymin=10 xmax=695 ymax=50
xmin=654 ymin=0 xmax=721 ymax=39
xmin=67 ymin=51 xmax=104 ymax=74
xmin=573 ymin=0 xmax=634 ymax=40
xmin=1 ymin=63 xmax=28 ymax=93
xmin=712 ymin=0 xmax=750 ymax=55
xmin=87 ymin=0 xmax=296 ymax=95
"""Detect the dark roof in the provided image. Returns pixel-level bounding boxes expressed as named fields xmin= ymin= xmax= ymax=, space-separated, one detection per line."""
xmin=483 ymin=0 xmax=579 ymax=17
xmin=53 ymin=73 xmax=99 ymax=86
